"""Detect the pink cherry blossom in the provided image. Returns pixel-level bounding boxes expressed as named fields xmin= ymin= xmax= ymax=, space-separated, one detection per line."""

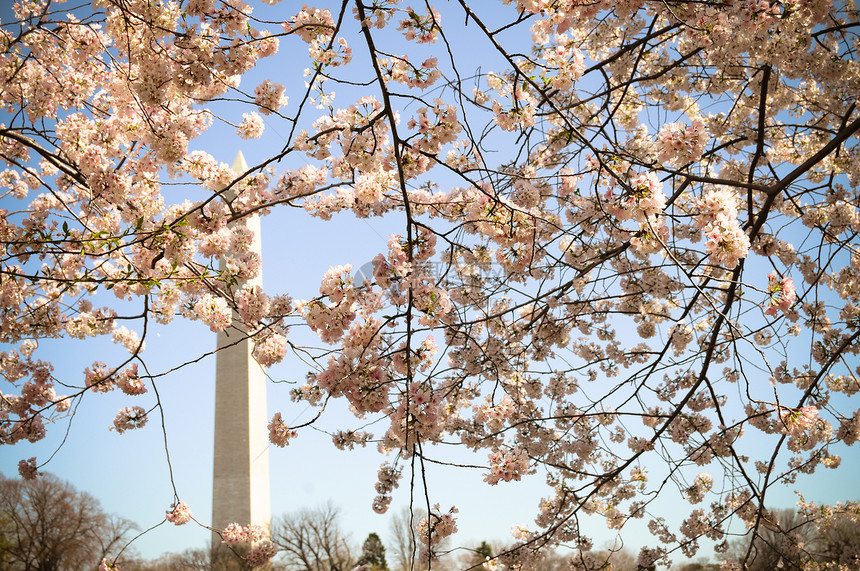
xmin=111 ymin=406 xmax=148 ymax=434
xmin=398 ymin=7 xmax=441 ymax=44
xmin=236 ymin=112 xmax=265 ymax=139
xmin=17 ymin=457 xmax=39 ymax=480
xmin=245 ymin=540 xmax=278 ymax=567
xmin=165 ymin=501 xmax=193 ymax=525
xmin=417 ymin=504 xmax=458 ymax=546
xmin=484 ymin=446 xmax=531 ymax=485
xmin=656 ymin=119 xmax=709 ymax=165
xmin=254 ymin=80 xmax=288 ymax=115
xmin=268 ymin=412 xmax=297 ymax=447
xmin=778 ymin=405 xmax=819 ymax=435
xmin=252 ymin=333 xmax=288 ymax=367
xmin=112 ymin=326 xmax=144 ymax=353
xmin=764 ymin=272 xmax=797 ymax=316
xmin=193 ymin=294 xmax=232 ymax=332
xmin=705 ymin=223 xmax=751 ymax=269
xmin=218 ymin=522 xmax=275 ymax=567
xmin=221 ymin=522 xmax=247 ymax=544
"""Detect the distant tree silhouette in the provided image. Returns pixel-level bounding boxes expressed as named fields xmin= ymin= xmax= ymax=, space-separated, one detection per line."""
xmin=271 ymin=504 xmax=354 ymax=571
xmin=0 ymin=473 xmax=136 ymax=570
xmin=677 ymin=562 xmax=720 ymax=571
xmin=387 ymin=507 xmax=460 ymax=571
xmin=727 ymin=508 xmax=822 ymax=570
xmin=810 ymin=514 xmax=860 ymax=568
xmin=122 ymin=543 xmax=292 ymax=571
xmin=724 ymin=507 xmax=860 ymax=570
xmin=388 ymin=507 xmax=425 ymax=571
xmin=475 ymin=541 xmax=493 ymax=560
xmin=357 ymin=532 xmax=388 ymax=571
xmin=566 ymin=546 xmax=638 ymax=571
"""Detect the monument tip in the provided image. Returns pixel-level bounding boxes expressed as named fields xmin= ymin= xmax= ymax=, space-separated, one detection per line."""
xmin=231 ymin=150 xmax=249 ymax=174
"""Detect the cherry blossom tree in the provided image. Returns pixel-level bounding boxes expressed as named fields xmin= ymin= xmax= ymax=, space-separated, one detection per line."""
xmin=1 ymin=0 xmax=859 ymax=569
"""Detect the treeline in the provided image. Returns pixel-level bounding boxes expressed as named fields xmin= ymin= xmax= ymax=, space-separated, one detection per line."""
xmin=0 ymin=473 xmax=136 ymax=570
xmin=2 ymin=475 xmax=857 ymax=570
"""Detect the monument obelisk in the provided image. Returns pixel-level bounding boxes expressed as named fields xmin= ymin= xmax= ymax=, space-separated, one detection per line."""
xmin=212 ymin=150 xmax=271 ymax=563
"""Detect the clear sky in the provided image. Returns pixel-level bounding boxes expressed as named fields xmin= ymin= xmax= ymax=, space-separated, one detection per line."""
xmin=1 ymin=0 xmax=858 ymax=566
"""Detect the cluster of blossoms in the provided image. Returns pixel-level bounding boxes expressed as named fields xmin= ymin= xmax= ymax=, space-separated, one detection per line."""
xmin=0 ymin=343 xmax=70 ymax=448
xmin=221 ymin=523 xmax=278 ymax=568
xmin=391 ymin=337 xmax=438 ymax=375
xmin=308 ymin=36 xmax=352 ymax=68
xmin=253 ymin=80 xmax=288 ymax=115
xmin=245 ymin=541 xmax=279 ymax=568
xmin=778 ymin=405 xmax=819 ymax=435
xmin=491 ymin=81 xmax=538 ymax=131
xmin=538 ymin=37 xmax=585 ymax=91
xmin=685 ymin=472 xmax=714 ymax=504
xmin=65 ymin=302 xmax=116 ymax=340
xmin=273 ymin=164 xmax=329 ymax=199
xmin=112 ymin=365 xmax=146 ymax=396
xmin=252 ymin=333 xmax=288 ymax=367
xmin=331 ymin=429 xmax=370 ymax=450
xmin=301 ymin=265 xmax=359 ymax=343
xmin=380 ymin=55 xmax=441 ymax=89
xmin=637 ymin=548 xmax=669 ymax=570
xmin=236 ymin=112 xmax=265 ymax=139
xmin=473 ymin=394 xmax=517 ymax=433
xmin=235 ymin=285 xmax=271 ymax=325
xmin=17 ymin=457 xmax=39 ymax=480
xmin=407 ymin=102 xmax=462 ymax=154
xmin=310 ymin=322 xmax=391 ymax=415
xmin=372 ymin=462 xmax=402 ymax=514
xmin=282 ymin=5 xmax=334 ymax=42
xmin=223 ymin=522 xmax=266 ymax=544
xmin=764 ymin=272 xmax=797 ymax=316
xmin=680 ymin=509 xmax=723 ymax=555
xmin=385 ymin=381 xmax=446 ymax=449
xmin=84 ymin=361 xmax=114 ymax=393
xmin=412 ymin=282 xmax=453 ymax=329
xmin=510 ymin=524 xmax=532 ymax=542
xmin=165 ymin=501 xmax=193 ymax=525
xmin=284 ymin=5 xmax=351 ymax=71
xmin=112 ymin=326 xmax=144 ymax=353
xmin=416 ymin=504 xmax=458 ymax=546
xmin=692 ymin=187 xmax=750 ymax=269
xmin=193 ymin=294 xmax=233 ymax=332
xmin=111 ymin=406 xmax=148 ymax=434
xmin=837 ymin=409 xmax=860 ymax=446
xmin=604 ymin=170 xmax=667 ymax=223
xmin=656 ymin=119 xmax=709 ymax=166
xmin=267 ymin=412 xmax=297 ymax=447
xmin=704 ymin=223 xmax=751 ymax=269
xmin=397 ymin=6 xmax=441 ymax=43
xmin=669 ymin=324 xmax=695 ymax=356
xmin=484 ymin=446 xmax=531 ymax=485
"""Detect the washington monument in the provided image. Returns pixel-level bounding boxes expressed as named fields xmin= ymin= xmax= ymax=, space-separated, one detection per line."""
xmin=211 ymin=150 xmax=271 ymax=564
